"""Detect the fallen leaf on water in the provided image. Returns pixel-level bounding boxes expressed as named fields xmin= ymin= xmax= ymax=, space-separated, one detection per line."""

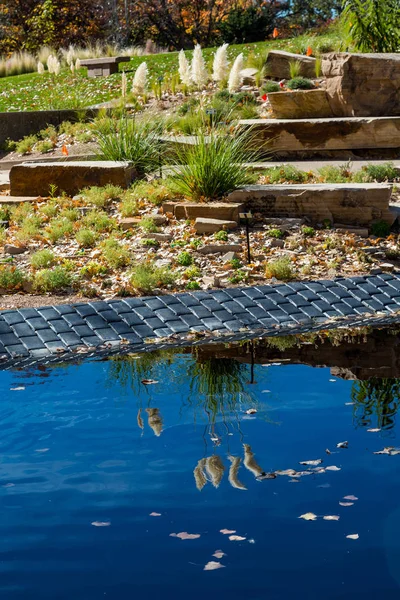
xmin=35 ymin=448 xmax=49 ymax=453
xmin=323 ymin=515 xmax=340 ymax=521
xmin=248 ymin=539 xmax=255 ymax=544
xmin=346 ymin=533 xmax=359 ymax=540
xmin=204 ymin=561 xmax=225 ymax=571
xmin=299 ymin=512 xmax=317 ymax=521
xmin=276 ymin=469 xmax=298 ymax=477
xmin=229 ymin=535 xmax=246 ymax=541
xmin=374 ymin=447 xmax=400 ymax=455
xmin=367 ymin=428 xmax=381 ymax=433
xmin=10 ymin=386 xmax=25 ymax=391
xmin=345 ymin=402 xmax=354 ymax=406
xmin=343 ymin=495 xmax=358 ymax=501
xmin=325 ymin=448 xmax=332 ymax=455
xmin=339 ymin=502 xmax=354 ymax=507
xmin=150 ymin=512 xmax=161 ymax=517
xmin=141 ymin=379 xmax=159 ymax=385
xmin=213 ymin=550 xmax=226 ymax=559
xmin=220 ymin=529 xmax=236 ymax=535
xmin=170 ymin=532 xmax=200 ymax=540
xmin=245 ymin=408 xmax=257 ymax=415
xmin=2 ymin=483 xmax=15 ymax=488
xmin=326 ymin=465 xmax=341 ymax=471
xmin=329 ymin=379 xmax=336 ymax=382
xmin=337 ymin=441 xmax=348 ymax=449
xmin=299 ymin=459 xmax=322 ymax=466
xmin=91 ymin=521 xmax=111 ymax=527
xmin=318 ymin=483 xmax=331 ymax=488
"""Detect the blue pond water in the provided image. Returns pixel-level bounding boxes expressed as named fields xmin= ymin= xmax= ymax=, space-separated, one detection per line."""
xmin=0 ymin=346 xmax=400 ymax=599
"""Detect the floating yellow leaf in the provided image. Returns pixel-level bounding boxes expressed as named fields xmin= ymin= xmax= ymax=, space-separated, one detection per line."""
xmin=299 ymin=512 xmax=317 ymax=521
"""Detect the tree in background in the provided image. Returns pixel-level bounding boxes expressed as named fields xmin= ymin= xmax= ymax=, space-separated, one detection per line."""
xmin=341 ymin=0 xmax=400 ymax=52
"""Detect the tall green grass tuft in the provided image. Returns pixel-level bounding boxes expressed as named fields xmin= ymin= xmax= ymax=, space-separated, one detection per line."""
xmin=169 ymin=128 xmax=259 ymax=200
xmin=95 ymin=117 xmax=161 ymax=176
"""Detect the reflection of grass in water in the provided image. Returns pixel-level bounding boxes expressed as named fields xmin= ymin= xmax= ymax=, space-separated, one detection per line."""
xmin=351 ymin=378 xmax=400 ymax=431
xmin=187 ymin=357 xmax=255 ymax=423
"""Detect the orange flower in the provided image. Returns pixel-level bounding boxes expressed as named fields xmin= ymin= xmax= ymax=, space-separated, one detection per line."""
xmin=306 ymin=46 xmax=313 ymax=56
xmin=62 ymin=144 xmax=69 ymax=156
xmin=272 ymin=28 xmax=279 ymax=39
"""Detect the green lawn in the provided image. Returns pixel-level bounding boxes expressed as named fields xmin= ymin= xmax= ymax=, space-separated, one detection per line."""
xmin=0 ymin=31 xmax=342 ymax=112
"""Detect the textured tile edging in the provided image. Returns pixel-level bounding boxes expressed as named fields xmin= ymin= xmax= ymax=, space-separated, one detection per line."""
xmin=1 ymin=272 xmax=400 ymax=370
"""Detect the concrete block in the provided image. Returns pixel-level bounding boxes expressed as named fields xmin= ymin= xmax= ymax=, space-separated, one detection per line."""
xmin=10 ymin=161 xmax=137 ymax=197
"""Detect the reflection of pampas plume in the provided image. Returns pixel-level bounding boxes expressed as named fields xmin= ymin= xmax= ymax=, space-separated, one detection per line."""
xmin=206 ymin=455 xmax=225 ymax=488
xmin=146 ymin=408 xmax=163 ymax=437
xmin=194 ymin=458 xmax=207 ymax=491
xmin=228 ymin=456 xmax=247 ymax=490
xmin=243 ymin=444 xmax=265 ymax=478
xmin=137 ymin=408 xmax=144 ymax=430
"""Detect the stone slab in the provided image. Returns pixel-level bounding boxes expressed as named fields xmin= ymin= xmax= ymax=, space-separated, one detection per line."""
xmin=227 ymin=183 xmax=394 ymax=227
xmin=266 ymin=50 xmax=316 ymax=79
xmin=195 ymin=218 xmax=238 ymax=234
xmin=0 ymin=195 xmax=40 ymax=204
xmin=268 ymin=89 xmax=333 ymax=119
xmin=2 ymin=273 xmax=400 ymax=368
xmin=10 ymin=161 xmax=137 ymax=197
xmin=322 ymin=52 xmax=400 ymax=117
xmin=166 ymin=202 xmax=244 ymax=222
xmin=239 ymin=117 xmax=400 ymax=154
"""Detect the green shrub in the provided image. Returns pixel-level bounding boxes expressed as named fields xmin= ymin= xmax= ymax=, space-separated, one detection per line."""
xmin=361 ymin=162 xmax=398 ymax=183
xmin=370 ymin=220 xmax=391 ymax=238
xmin=80 ymin=261 xmax=108 ymax=278
xmin=76 ymin=229 xmax=96 ymax=248
xmin=267 ymin=228 xmax=284 ymax=239
xmin=101 ymin=238 xmax=130 ymax=268
xmin=35 ymin=140 xmax=54 ymax=154
xmin=141 ymin=238 xmax=160 ymax=248
xmin=82 ymin=185 xmax=124 ymax=208
xmin=0 ymin=266 xmax=25 ymax=290
xmin=45 ymin=219 xmax=73 ymax=243
xmin=186 ymin=281 xmax=201 ymax=290
xmin=286 ymin=77 xmax=314 ymax=90
xmin=318 ymin=165 xmax=349 ymax=183
xmin=184 ymin=266 xmax=201 ymax=279
xmin=59 ymin=208 xmax=79 ymax=222
xmin=30 ymin=249 xmax=57 ymax=269
xmin=15 ymin=135 xmax=38 ymax=155
xmin=302 ymin=226 xmax=315 ymax=237
xmin=33 ymin=266 xmax=72 ymax=292
xmin=0 ymin=226 xmax=6 ymax=245
xmin=130 ymin=179 xmax=174 ymax=206
xmin=130 ymin=262 xmax=176 ymax=294
xmin=120 ymin=196 xmax=138 ymax=217
xmin=10 ymin=203 xmax=32 ymax=224
xmin=263 ymin=165 xmax=309 ymax=184
xmin=230 ymin=257 xmax=242 ymax=269
xmin=214 ymin=230 xmax=229 ymax=241
xmin=15 ymin=215 xmax=42 ymax=242
xmin=176 ymin=251 xmax=193 ymax=266
xmin=169 ymin=128 xmax=259 ymax=200
xmin=83 ymin=210 xmax=115 ymax=232
xmin=289 ymin=60 xmax=302 ymax=79
xmin=95 ymin=117 xmax=161 ymax=175
xmin=39 ymin=201 xmax=59 ymax=219
xmin=265 ymin=256 xmax=294 ymax=281
xmin=140 ymin=217 xmax=159 ymax=234
xmin=262 ymin=81 xmax=280 ymax=93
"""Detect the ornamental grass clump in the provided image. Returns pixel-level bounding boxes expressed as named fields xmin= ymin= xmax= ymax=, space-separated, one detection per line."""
xmin=95 ymin=117 xmax=160 ymax=176
xmin=30 ymin=249 xmax=57 ymax=270
xmin=130 ymin=262 xmax=176 ymax=294
xmin=265 ymin=256 xmax=294 ymax=281
xmin=178 ymin=49 xmax=191 ymax=86
xmin=212 ymin=43 xmax=229 ymax=85
xmin=191 ymin=44 xmax=208 ymax=88
xmin=132 ymin=62 xmax=148 ymax=95
xmin=228 ymin=53 xmax=244 ymax=93
xmin=33 ymin=266 xmax=72 ymax=292
xmin=169 ymin=128 xmax=259 ymax=200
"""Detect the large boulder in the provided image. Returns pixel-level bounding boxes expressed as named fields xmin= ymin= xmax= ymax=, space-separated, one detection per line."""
xmin=268 ymin=89 xmax=333 ymax=119
xmin=322 ymin=53 xmax=400 ymax=117
xmin=266 ymin=50 xmax=316 ymax=80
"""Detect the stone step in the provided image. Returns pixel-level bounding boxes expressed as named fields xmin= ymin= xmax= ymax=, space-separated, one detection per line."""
xmin=0 ymin=195 xmax=40 ymax=204
xmin=195 ymin=218 xmax=238 ymax=234
xmin=227 ymin=183 xmax=394 ymax=227
xmin=163 ymin=201 xmax=243 ymax=222
xmin=239 ymin=117 xmax=400 ymax=156
xmin=9 ymin=161 xmax=137 ymax=197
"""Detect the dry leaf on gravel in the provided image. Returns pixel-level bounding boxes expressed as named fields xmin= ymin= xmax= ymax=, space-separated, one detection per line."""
xmin=204 ymin=561 xmax=225 ymax=571
xmin=299 ymin=512 xmax=317 ymax=521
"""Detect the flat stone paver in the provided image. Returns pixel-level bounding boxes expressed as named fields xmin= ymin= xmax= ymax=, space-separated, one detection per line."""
xmin=1 ymin=273 xmax=400 ymax=369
